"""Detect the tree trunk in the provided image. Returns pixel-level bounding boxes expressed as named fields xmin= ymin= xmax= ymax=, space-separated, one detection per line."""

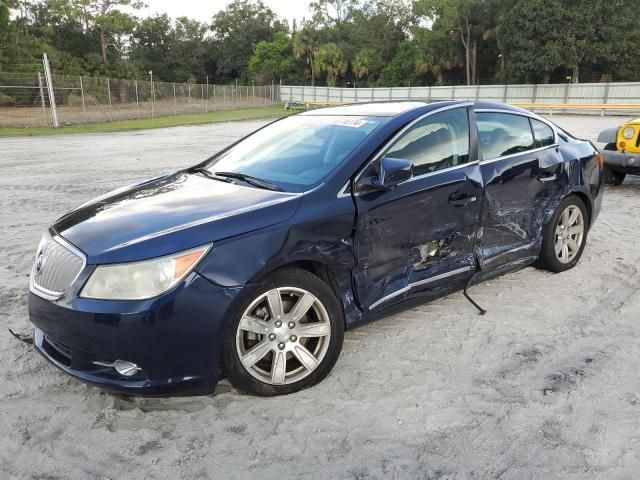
xmin=471 ymin=39 xmax=477 ymax=85
xmin=100 ymin=27 xmax=108 ymax=65
xmin=310 ymin=54 xmax=316 ymax=86
xmin=459 ymin=18 xmax=471 ymax=86
xmin=572 ymin=64 xmax=579 ymax=83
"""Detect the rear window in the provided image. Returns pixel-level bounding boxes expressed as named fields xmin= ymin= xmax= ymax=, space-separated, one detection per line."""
xmin=531 ymin=119 xmax=555 ymax=147
xmin=477 ymin=112 xmax=535 ymax=160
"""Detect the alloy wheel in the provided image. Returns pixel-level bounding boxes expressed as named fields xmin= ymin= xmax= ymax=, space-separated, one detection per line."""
xmin=235 ymin=287 xmax=332 ymax=385
xmin=554 ymin=205 xmax=585 ymax=264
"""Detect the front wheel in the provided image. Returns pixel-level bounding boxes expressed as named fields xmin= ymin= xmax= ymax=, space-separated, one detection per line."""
xmin=222 ymin=268 xmax=344 ymax=396
xmin=604 ymin=167 xmax=625 ymax=186
xmin=537 ymin=195 xmax=588 ymax=273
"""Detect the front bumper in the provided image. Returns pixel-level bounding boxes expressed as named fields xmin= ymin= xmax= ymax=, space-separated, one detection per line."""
xmin=602 ymin=150 xmax=640 ymax=174
xmin=28 ymin=273 xmax=242 ymax=396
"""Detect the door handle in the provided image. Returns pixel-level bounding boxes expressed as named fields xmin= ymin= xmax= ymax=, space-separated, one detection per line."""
xmin=537 ymin=174 xmax=557 ymax=183
xmin=448 ymin=194 xmax=477 ymax=207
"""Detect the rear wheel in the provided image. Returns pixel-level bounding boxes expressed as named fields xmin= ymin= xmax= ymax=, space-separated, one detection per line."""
xmin=222 ymin=268 xmax=344 ymax=396
xmin=604 ymin=167 xmax=626 ymax=186
xmin=538 ymin=195 xmax=588 ymax=273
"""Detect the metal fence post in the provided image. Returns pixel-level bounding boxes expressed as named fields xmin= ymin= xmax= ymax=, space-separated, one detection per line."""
xmin=475 ymin=83 xmax=480 ymax=101
xmin=42 ymin=53 xmax=59 ymax=128
xmin=173 ymin=83 xmax=177 ymax=116
xmin=532 ymin=84 xmax=538 ymax=104
xmin=188 ymin=83 xmax=192 ymax=113
xmin=135 ymin=80 xmax=140 ymax=118
xmin=602 ymin=82 xmax=611 ymax=116
xmin=205 ymin=76 xmax=209 ymax=113
xmin=151 ymin=78 xmax=156 ymax=118
xmin=79 ymin=76 xmax=87 ymax=123
xmin=502 ymin=84 xmax=508 ymax=103
xmin=253 ymin=83 xmax=256 ymax=107
xmin=388 ymin=87 xmax=392 ymax=101
xmin=408 ymin=81 xmax=411 ymax=101
xmin=106 ymin=78 xmax=113 ymax=122
xmin=213 ymin=84 xmax=216 ymax=112
xmin=37 ymin=72 xmax=49 ymax=127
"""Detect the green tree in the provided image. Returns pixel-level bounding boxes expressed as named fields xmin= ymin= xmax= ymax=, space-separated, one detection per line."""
xmin=0 ymin=0 xmax=13 ymax=65
xmin=415 ymin=0 xmax=497 ymax=85
xmin=315 ymin=42 xmax=347 ymax=86
xmin=248 ymin=30 xmax=295 ymax=82
xmin=352 ymin=48 xmax=382 ymax=84
xmin=73 ymin=0 xmax=143 ymax=65
xmin=378 ymin=40 xmax=419 ymax=86
xmin=293 ymin=24 xmax=321 ymax=85
xmin=497 ymin=0 xmax=570 ymax=83
xmin=210 ymin=0 xmax=287 ymax=83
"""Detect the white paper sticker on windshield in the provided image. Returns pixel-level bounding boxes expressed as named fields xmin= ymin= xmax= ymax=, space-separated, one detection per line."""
xmin=328 ymin=119 xmax=368 ymax=128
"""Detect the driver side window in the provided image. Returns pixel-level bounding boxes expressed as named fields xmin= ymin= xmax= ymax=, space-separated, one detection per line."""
xmin=385 ymin=108 xmax=470 ymax=176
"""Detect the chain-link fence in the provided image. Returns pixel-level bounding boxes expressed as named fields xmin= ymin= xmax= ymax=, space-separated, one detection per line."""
xmin=0 ymin=66 xmax=280 ymax=128
xmin=0 ymin=71 xmax=51 ymax=128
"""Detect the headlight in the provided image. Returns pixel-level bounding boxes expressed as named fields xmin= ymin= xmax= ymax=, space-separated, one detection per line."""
xmin=622 ymin=126 xmax=635 ymax=140
xmin=81 ymin=245 xmax=211 ymax=300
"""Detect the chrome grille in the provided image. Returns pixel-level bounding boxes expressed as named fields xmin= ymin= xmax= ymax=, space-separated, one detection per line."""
xmin=31 ymin=232 xmax=85 ymax=297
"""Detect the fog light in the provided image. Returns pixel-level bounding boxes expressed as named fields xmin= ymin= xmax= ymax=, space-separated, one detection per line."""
xmin=628 ymin=157 xmax=637 ymax=165
xmin=93 ymin=359 xmax=141 ymax=377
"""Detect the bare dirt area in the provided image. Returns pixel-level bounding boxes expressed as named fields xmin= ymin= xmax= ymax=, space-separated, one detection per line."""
xmin=1 ymin=115 xmax=639 ymax=480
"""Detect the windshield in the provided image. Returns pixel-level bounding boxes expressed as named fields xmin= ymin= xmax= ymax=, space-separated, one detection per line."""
xmin=203 ymin=115 xmax=384 ymax=192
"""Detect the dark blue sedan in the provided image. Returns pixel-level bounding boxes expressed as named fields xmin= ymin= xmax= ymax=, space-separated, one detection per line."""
xmin=28 ymin=101 xmax=603 ymax=396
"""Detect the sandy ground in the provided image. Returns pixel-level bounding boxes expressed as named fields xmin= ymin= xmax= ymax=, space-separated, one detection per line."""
xmin=1 ymin=115 xmax=639 ymax=480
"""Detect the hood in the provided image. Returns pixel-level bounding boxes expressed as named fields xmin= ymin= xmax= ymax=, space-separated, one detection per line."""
xmin=54 ymin=172 xmax=302 ymax=264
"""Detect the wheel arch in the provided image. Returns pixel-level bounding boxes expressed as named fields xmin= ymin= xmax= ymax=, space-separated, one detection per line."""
xmin=569 ymin=189 xmax=592 ymax=229
xmin=248 ymin=259 xmax=361 ymax=329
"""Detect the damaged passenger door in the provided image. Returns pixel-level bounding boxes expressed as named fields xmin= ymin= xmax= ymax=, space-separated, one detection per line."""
xmin=476 ymin=111 xmax=562 ymax=269
xmin=352 ymin=106 xmax=483 ymax=312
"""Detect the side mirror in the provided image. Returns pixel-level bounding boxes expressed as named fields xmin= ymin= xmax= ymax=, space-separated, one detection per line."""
xmin=376 ymin=157 xmax=413 ymax=190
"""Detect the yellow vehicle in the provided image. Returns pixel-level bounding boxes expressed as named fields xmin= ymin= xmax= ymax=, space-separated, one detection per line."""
xmin=598 ymin=118 xmax=640 ymax=185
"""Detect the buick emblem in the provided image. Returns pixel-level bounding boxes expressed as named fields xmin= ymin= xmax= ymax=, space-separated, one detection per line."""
xmin=35 ymin=247 xmax=47 ymax=274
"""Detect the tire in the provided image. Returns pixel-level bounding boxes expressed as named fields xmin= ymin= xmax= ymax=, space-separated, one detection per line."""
xmin=538 ymin=195 xmax=589 ymax=273
xmin=222 ymin=268 xmax=344 ymax=396
xmin=604 ymin=167 xmax=625 ymax=186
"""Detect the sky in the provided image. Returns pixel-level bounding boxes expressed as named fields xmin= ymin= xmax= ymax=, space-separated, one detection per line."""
xmin=142 ymin=0 xmax=313 ymax=26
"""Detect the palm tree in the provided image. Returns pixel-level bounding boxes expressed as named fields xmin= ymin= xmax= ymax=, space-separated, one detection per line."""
xmin=293 ymin=25 xmax=320 ymax=86
xmin=315 ymin=43 xmax=348 ymax=87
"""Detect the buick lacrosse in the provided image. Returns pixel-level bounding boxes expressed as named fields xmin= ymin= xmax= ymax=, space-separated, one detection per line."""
xmin=28 ymin=101 xmax=603 ymax=396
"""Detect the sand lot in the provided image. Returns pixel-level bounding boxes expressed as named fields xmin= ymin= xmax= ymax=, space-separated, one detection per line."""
xmin=1 ymin=115 xmax=640 ymax=479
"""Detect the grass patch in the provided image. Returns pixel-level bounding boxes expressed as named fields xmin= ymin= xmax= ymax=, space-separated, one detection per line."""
xmin=0 ymin=104 xmax=295 ymax=137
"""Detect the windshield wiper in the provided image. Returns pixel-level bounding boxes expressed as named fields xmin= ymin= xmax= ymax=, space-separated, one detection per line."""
xmin=190 ymin=166 xmax=227 ymax=182
xmin=214 ymin=171 xmax=283 ymax=192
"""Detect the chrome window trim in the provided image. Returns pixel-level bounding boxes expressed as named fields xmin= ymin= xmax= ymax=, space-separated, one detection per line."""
xmin=368 ymin=265 xmax=474 ymax=310
xmin=479 ymin=144 xmax=560 ymax=165
xmin=29 ymin=234 xmax=87 ymax=301
xmin=337 ymin=181 xmax=351 ymax=198
xmin=340 ymin=102 xmax=474 ymax=198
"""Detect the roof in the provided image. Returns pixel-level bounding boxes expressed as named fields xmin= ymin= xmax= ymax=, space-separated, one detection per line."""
xmin=301 ymin=101 xmax=429 ymax=117
xmin=300 ymin=100 xmax=530 ymax=118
